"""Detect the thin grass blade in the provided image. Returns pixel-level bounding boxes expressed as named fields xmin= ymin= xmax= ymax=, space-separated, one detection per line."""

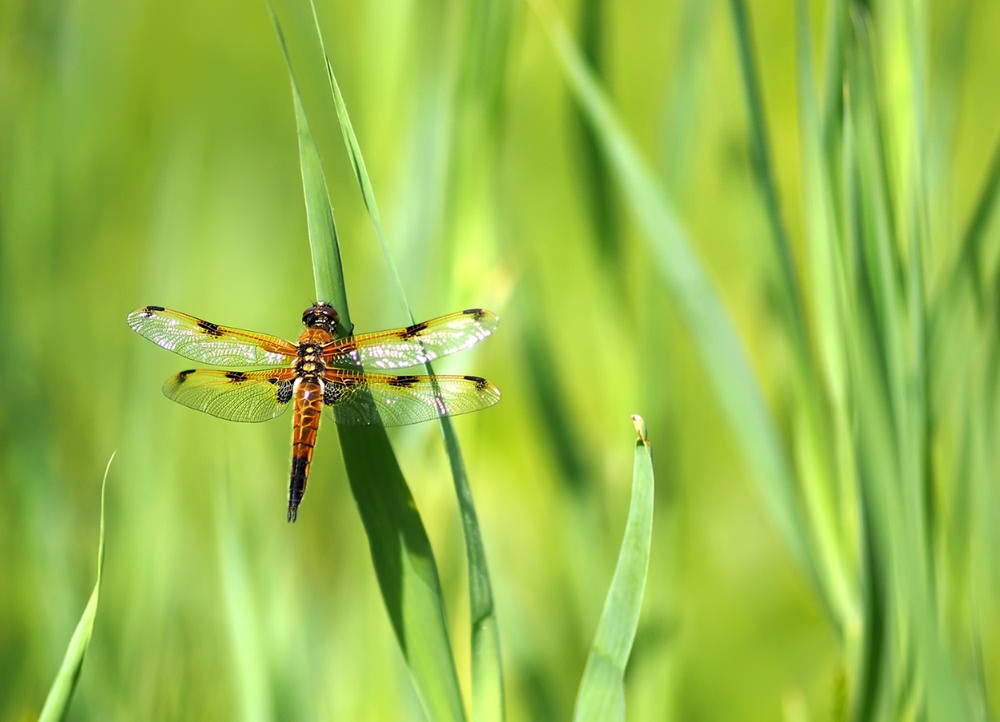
xmin=306 ymin=4 xmax=505 ymax=718
xmin=727 ymin=0 xmax=808 ymax=350
xmin=572 ymin=417 xmax=654 ymax=722
xmin=269 ymin=6 xmax=466 ymax=720
xmin=38 ymin=454 xmax=112 ymax=722
xmin=951 ymin=135 xmax=1000 ymax=313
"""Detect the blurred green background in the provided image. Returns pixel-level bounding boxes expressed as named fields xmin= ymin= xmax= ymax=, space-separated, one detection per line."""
xmin=3 ymin=0 xmax=1000 ymax=719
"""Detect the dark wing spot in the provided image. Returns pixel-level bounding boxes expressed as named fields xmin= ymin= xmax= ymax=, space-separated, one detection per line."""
xmin=141 ymin=305 xmax=165 ymax=317
xmin=464 ymin=375 xmax=489 ymax=391
xmin=323 ymin=382 xmax=341 ymax=405
xmin=178 ymin=369 xmax=196 ymax=382
xmin=197 ymin=320 xmax=223 ymax=337
xmin=462 ymin=308 xmax=485 ymax=318
xmin=225 ymin=371 xmax=249 ymax=383
xmin=267 ymin=376 xmax=295 ymax=404
xmin=402 ymin=321 xmax=430 ymax=339
xmin=388 ymin=375 xmax=419 ymax=388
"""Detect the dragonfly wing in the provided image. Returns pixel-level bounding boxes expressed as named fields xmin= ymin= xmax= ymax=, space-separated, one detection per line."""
xmin=322 ymin=370 xmax=500 ymax=427
xmin=128 ymin=306 xmax=298 ymax=367
xmin=323 ymin=309 xmax=498 ymax=370
xmin=163 ymin=369 xmax=296 ymax=422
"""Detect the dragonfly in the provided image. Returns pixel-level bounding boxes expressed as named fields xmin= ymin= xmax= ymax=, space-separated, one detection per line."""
xmin=127 ymin=303 xmax=500 ymax=521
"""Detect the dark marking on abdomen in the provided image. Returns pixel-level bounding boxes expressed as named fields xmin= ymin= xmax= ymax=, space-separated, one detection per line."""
xmin=288 ymin=455 xmax=310 ymax=523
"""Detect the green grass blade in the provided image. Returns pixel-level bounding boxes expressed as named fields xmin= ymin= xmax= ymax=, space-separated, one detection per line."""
xmin=954 ymin=134 xmax=1000 ymax=312
xmin=727 ymin=0 xmax=809 ymax=351
xmin=531 ymin=0 xmax=819 ymax=595
xmin=267 ymin=1 xmax=348 ymax=323
xmin=791 ymin=0 xmax=861 ymax=635
xmin=307 ymin=0 xmax=407 ymax=319
xmin=38 ymin=454 xmax=111 ymax=722
xmin=307 ymin=4 xmax=505 ymax=718
xmin=572 ymin=417 xmax=654 ymax=722
xmin=269 ymin=7 xmax=466 ymax=720
xmin=338 ymin=426 xmax=467 ymax=722
xmin=574 ymin=0 xmax=621 ymax=273
xmin=440 ymin=421 xmax=505 ymax=722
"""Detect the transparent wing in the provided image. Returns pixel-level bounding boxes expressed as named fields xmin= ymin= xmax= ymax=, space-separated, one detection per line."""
xmin=163 ymin=368 xmax=296 ymax=422
xmin=322 ymin=370 xmax=501 ymax=427
xmin=323 ymin=309 xmax=498 ymax=370
xmin=127 ymin=306 xmax=298 ymax=367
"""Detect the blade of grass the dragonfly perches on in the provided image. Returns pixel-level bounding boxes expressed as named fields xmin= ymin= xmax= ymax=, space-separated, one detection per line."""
xmin=268 ymin=6 xmax=466 ymax=721
xmin=306 ymin=2 xmax=505 ymax=719
xmin=573 ymin=417 xmax=654 ymax=722
xmin=528 ymin=0 xmax=821 ymax=603
xmin=39 ymin=454 xmax=112 ymax=722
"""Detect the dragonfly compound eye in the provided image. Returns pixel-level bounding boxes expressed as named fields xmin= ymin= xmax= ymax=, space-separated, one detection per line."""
xmin=302 ymin=303 xmax=340 ymax=329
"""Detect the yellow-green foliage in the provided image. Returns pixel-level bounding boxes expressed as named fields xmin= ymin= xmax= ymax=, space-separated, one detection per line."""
xmin=3 ymin=0 xmax=1000 ymax=719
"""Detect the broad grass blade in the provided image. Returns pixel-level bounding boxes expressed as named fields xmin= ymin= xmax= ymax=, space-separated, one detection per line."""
xmin=572 ymin=417 xmax=654 ymax=722
xmin=269 ymin=6 xmax=466 ymax=720
xmin=306 ymin=3 xmax=505 ymax=718
xmin=38 ymin=455 xmax=112 ymax=722
xmin=338 ymin=426 xmax=467 ymax=722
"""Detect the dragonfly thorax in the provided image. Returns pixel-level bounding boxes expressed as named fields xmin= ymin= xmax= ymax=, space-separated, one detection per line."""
xmin=295 ymin=340 xmax=327 ymax=380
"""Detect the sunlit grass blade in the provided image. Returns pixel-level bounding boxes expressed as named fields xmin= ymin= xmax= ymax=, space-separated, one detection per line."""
xmin=530 ymin=0 xmax=820 ymax=600
xmin=269 ymin=6 xmax=466 ymax=720
xmin=38 ymin=454 xmax=111 ymax=722
xmin=306 ymin=3 xmax=505 ymax=718
xmin=572 ymin=417 xmax=654 ymax=722
xmin=791 ymin=0 xmax=859 ymax=635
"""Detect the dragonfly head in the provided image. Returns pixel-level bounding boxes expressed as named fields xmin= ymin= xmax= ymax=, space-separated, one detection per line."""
xmin=302 ymin=302 xmax=340 ymax=332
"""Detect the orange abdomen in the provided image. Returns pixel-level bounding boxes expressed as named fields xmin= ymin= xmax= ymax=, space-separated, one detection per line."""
xmin=288 ymin=379 xmax=324 ymax=522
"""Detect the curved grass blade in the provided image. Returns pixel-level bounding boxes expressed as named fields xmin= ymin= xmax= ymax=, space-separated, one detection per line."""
xmin=306 ymin=3 xmax=504 ymax=718
xmin=572 ymin=417 xmax=654 ymax=722
xmin=268 ymin=6 xmax=466 ymax=721
xmin=529 ymin=0 xmax=820 ymax=600
xmin=38 ymin=454 xmax=112 ymax=722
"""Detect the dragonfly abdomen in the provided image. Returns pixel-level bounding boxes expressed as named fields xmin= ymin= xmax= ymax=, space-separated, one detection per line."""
xmin=288 ymin=378 xmax=324 ymax=522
